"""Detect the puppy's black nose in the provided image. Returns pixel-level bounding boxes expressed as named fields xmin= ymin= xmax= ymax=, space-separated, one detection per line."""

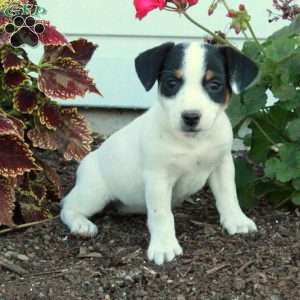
xmin=181 ymin=110 xmax=201 ymax=127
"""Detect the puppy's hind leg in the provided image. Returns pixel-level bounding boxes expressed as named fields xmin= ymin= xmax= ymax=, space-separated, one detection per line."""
xmin=60 ymin=155 xmax=110 ymax=237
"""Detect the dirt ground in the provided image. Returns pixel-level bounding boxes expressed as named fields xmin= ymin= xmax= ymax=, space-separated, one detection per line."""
xmin=0 ymin=143 xmax=300 ymax=300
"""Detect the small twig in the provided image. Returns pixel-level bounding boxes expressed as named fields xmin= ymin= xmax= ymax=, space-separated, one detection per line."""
xmin=206 ymin=263 xmax=229 ymax=275
xmin=0 ymin=216 xmax=59 ymax=235
xmin=245 ymin=20 xmax=266 ymax=56
xmin=235 ymin=260 xmax=255 ymax=275
xmin=0 ymin=257 xmax=28 ymax=275
xmin=30 ymin=269 xmax=66 ymax=277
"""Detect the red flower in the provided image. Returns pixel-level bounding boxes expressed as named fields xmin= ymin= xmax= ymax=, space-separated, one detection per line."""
xmin=187 ymin=0 xmax=198 ymax=5
xmin=134 ymin=0 xmax=166 ymax=20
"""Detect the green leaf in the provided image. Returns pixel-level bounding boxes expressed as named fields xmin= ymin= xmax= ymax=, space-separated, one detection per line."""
xmin=292 ymin=178 xmax=300 ymax=190
xmin=249 ymin=121 xmax=271 ymax=162
xmin=272 ymin=84 xmax=297 ymax=101
xmin=264 ymin=36 xmax=298 ymax=62
xmin=265 ymin=144 xmax=300 ymax=183
xmin=234 ymin=158 xmax=257 ymax=208
xmin=268 ymin=15 xmax=300 ymax=42
xmin=291 ymin=192 xmax=300 ymax=206
xmin=265 ymin=157 xmax=282 ymax=179
xmin=242 ymin=41 xmax=261 ymax=61
xmin=286 ymin=119 xmax=300 ymax=141
xmin=226 ymin=94 xmax=247 ymax=128
xmin=242 ymin=85 xmax=267 ymax=115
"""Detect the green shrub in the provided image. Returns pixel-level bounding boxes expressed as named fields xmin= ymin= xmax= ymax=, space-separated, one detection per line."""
xmin=227 ymin=15 xmax=300 ymax=208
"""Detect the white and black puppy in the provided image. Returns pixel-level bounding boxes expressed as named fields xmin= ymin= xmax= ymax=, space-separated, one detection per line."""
xmin=60 ymin=42 xmax=258 ymax=265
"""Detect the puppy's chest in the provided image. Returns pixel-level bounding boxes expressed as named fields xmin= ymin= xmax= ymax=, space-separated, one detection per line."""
xmin=170 ymin=147 xmax=224 ymax=200
xmin=171 ymin=143 xmax=226 ymax=174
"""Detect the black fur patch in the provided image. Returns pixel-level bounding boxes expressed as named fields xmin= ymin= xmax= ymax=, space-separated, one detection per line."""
xmin=203 ymin=44 xmax=230 ymax=104
xmin=159 ymin=43 xmax=186 ymax=98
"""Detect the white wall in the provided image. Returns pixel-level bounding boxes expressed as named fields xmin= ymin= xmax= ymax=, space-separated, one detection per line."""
xmin=28 ymin=0 xmax=296 ymax=108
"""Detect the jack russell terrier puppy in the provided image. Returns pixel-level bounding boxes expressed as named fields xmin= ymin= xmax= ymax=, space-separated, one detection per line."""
xmin=60 ymin=42 xmax=258 ymax=265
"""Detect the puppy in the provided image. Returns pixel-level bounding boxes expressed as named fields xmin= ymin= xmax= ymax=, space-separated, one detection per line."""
xmin=60 ymin=42 xmax=258 ymax=265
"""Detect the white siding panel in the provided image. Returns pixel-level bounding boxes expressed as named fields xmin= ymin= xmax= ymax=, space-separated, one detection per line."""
xmin=30 ymin=0 xmax=298 ymax=108
xmin=42 ymin=0 xmax=289 ymax=38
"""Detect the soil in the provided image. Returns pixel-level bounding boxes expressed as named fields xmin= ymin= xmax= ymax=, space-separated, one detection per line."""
xmin=0 ymin=139 xmax=300 ymax=300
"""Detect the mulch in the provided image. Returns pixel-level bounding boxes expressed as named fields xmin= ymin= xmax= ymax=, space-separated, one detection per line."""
xmin=0 ymin=138 xmax=300 ymax=300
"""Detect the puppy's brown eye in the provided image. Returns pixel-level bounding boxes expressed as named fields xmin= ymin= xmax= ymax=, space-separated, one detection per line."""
xmin=166 ymin=79 xmax=179 ymax=89
xmin=207 ymin=81 xmax=223 ymax=92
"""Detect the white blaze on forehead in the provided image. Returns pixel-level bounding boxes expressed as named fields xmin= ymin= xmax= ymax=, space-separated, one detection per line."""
xmin=183 ymin=43 xmax=206 ymax=84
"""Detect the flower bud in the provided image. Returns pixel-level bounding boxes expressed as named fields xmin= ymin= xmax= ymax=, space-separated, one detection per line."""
xmin=239 ymin=4 xmax=246 ymax=11
xmin=208 ymin=5 xmax=214 ymax=16
xmin=226 ymin=10 xmax=237 ymax=18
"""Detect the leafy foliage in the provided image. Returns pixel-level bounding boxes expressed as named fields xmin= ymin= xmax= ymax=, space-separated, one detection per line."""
xmin=227 ymin=15 xmax=300 ymax=208
xmin=0 ymin=1 xmax=101 ymax=226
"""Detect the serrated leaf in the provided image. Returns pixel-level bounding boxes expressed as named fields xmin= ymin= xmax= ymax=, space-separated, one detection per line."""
xmin=39 ymin=160 xmax=63 ymax=198
xmin=38 ymin=57 xmax=101 ymax=99
xmin=30 ymin=182 xmax=47 ymax=201
xmin=1 ymin=51 xmax=25 ymax=72
xmin=0 ymin=135 xmax=40 ymax=177
xmin=43 ymin=38 xmax=98 ymax=66
xmin=27 ymin=123 xmax=60 ymax=150
xmin=7 ymin=116 xmax=25 ymax=138
xmin=28 ymin=109 xmax=93 ymax=161
xmin=265 ymin=144 xmax=300 ymax=182
xmin=0 ymin=114 xmax=23 ymax=139
xmin=3 ymin=70 xmax=29 ymax=89
xmin=37 ymin=21 xmax=68 ymax=46
xmin=0 ymin=177 xmax=16 ymax=226
xmin=61 ymin=108 xmax=93 ymax=161
xmin=20 ymin=202 xmax=52 ymax=223
xmin=39 ymin=102 xmax=62 ymax=130
xmin=286 ymin=119 xmax=300 ymax=141
xmin=13 ymin=88 xmax=38 ymax=114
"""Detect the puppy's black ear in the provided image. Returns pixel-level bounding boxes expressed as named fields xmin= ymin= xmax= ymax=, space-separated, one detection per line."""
xmin=135 ymin=42 xmax=175 ymax=91
xmin=221 ymin=46 xmax=259 ymax=94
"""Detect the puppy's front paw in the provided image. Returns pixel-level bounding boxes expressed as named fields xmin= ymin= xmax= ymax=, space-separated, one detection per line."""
xmin=221 ymin=214 xmax=257 ymax=235
xmin=147 ymin=237 xmax=183 ymax=265
xmin=70 ymin=216 xmax=98 ymax=237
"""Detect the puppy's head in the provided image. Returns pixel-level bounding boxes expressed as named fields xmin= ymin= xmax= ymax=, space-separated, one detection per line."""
xmin=135 ymin=42 xmax=258 ymax=133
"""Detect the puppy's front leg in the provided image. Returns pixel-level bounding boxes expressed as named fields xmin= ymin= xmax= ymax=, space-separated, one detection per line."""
xmin=145 ymin=172 xmax=182 ymax=265
xmin=209 ymin=154 xmax=257 ymax=235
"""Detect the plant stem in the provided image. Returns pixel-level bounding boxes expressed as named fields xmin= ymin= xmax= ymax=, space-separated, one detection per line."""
xmin=250 ymin=118 xmax=277 ymax=147
xmin=242 ymin=30 xmax=249 ymax=40
xmin=182 ymin=11 xmax=239 ymax=51
xmin=245 ymin=20 xmax=265 ymax=55
xmin=220 ymin=0 xmax=230 ymax=12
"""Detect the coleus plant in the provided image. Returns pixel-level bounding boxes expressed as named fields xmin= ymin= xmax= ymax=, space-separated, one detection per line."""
xmin=0 ymin=0 xmax=101 ymax=226
xmin=134 ymin=0 xmax=300 ymax=208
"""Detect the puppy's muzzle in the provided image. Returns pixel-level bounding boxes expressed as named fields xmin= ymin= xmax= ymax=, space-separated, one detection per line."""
xmin=181 ymin=110 xmax=201 ymax=130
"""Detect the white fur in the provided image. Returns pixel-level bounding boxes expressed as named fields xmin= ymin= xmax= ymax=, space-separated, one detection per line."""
xmin=60 ymin=43 xmax=257 ymax=265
